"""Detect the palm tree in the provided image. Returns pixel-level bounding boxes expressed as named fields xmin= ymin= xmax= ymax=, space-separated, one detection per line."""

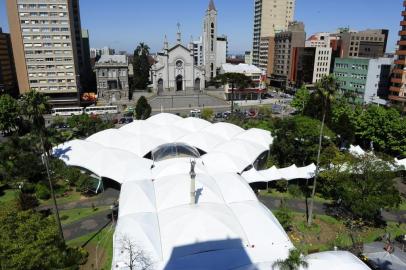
xmin=307 ymin=75 xmax=338 ymax=226
xmin=272 ymin=248 xmax=309 ymax=270
xmin=135 ymin=42 xmax=150 ymax=56
xmin=20 ymin=90 xmax=65 ymax=242
xmin=214 ymin=73 xmax=253 ymax=114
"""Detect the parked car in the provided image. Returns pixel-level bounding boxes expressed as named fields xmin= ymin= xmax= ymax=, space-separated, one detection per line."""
xmin=215 ymin=112 xmax=223 ymax=119
xmin=222 ymin=111 xmax=231 ymax=119
xmin=119 ymin=117 xmax=133 ymax=124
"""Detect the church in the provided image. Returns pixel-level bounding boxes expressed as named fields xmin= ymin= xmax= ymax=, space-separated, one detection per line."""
xmin=150 ymin=0 xmax=224 ymax=93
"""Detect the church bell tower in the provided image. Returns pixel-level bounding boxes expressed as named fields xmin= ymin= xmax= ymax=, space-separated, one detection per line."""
xmin=203 ymin=0 xmax=217 ymax=80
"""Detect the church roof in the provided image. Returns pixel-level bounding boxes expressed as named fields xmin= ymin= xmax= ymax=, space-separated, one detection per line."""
xmin=208 ymin=0 xmax=216 ymax=11
xmin=167 ymin=43 xmax=190 ymax=53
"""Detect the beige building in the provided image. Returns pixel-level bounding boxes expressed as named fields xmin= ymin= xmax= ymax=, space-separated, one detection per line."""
xmin=252 ymin=0 xmax=296 ymax=70
xmin=6 ymin=0 xmax=85 ymax=106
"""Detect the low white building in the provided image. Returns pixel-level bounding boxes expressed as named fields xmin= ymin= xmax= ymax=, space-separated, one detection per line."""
xmin=220 ymin=63 xmax=266 ymax=100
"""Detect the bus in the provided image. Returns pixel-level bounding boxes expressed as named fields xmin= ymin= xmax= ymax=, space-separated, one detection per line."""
xmin=51 ymin=107 xmax=83 ymax=116
xmin=84 ymin=106 xmax=119 ymax=115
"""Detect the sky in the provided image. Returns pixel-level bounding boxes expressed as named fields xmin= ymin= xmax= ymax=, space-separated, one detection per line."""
xmin=0 ymin=0 xmax=403 ymax=54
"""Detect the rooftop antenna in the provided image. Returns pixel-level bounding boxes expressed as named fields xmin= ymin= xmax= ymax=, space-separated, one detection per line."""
xmin=190 ymin=159 xmax=196 ymax=205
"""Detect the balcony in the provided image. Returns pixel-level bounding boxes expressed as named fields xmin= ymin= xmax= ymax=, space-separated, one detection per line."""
xmin=402 ymin=11 xmax=406 ymax=16
xmin=399 ymin=31 xmax=406 ymax=36
xmin=396 ymin=50 xmax=406 ymax=55
xmin=398 ymin=40 xmax=406 ymax=46
xmin=395 ymin=59 xmax=406 ymax=65
xmin=391 ymin=78 xmax=403 ymax=84
xmin=390 ymin=86 xmax=401 ymax=92
xmin=389 ymin=95 xmax=406 ymax=102
xmin=401 ymin=21 xmax=406 ymax=26
xmin=393 ymin=68 xmax=406 ymax=74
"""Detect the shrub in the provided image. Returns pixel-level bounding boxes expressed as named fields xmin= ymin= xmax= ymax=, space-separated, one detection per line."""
xmin=274 ymin=207 xmax=293 ymax=231
xmin=16 ymin=191 xmax=39 ymax=211
xmin=201 ymin=108 xmax=214 ymax=121
xmin=275 ymin=180 xmax=288 ymax=193
xmin=35 ymin=183 xmax=50 ymax=200
xmin=288 ymin=184 xmax=303 ymax=198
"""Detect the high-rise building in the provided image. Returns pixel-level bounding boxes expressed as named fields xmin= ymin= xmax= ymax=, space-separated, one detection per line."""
xmin=216 ymin=35 xmax=228 ymax=70
xmin=335 ymin=28 xmax=389 ymax=59
xmin=272 ymin=21 xmax=305 ymax=87
xmin=203 ymin=0 xmax=218 ymax=79
xmin=0 ymin=27 xmax=18 ymax=96
xmin=252 ymin=0 xmax=296 ymax=69
xmin=6 ymin=0 xmax=85 ymax=106
xmin=390 ymin=0 xmax=406 ymax=111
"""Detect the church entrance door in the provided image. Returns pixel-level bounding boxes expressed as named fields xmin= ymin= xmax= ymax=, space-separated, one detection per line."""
xmin=176 ymin=75 xmax=183 ymax=91
xmin=194 ymin=78 xmax=201 ymax=90
xmin=157 ymin=79 xmax=164 ymax=95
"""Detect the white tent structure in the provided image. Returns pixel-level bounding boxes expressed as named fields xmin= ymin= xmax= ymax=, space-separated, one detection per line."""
xmin=52 ymin=113 xmax=370 ymax=270
xmin=349 ymin=145 xmax=366 ymax=156
xmin=235 ymin=128 xmax=273 ymax=149
xmin=395 ymin=158 xmax=406 ymax=170
xmin=243 ymin=164 xmax=318 ymax=184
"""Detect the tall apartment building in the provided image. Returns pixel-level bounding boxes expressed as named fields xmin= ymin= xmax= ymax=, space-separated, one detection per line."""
xmin=390 ymin=0 xmax=406 ymax=111
xmin=6 ymin=0 xmax=85 ymax=105
xmin=336 ymin=28 xmax=389 ymax=58
xmin=252 ymin=0 xmax=295 ymax=73
xmin=0 ymin=27 xmax=18 ymax=96
xmin=272 ymin=21 xmax=305 ymax=86
xmin=334 ymin=57 xmax=392 ymax=105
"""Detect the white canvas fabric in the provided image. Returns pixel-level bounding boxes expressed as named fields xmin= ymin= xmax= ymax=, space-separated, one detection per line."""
xmin=235 ymin=128 xmax=273 ymax=149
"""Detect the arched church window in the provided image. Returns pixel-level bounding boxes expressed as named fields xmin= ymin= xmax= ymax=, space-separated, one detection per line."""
xmin=176 ymin=60 xmax=183 ymax=68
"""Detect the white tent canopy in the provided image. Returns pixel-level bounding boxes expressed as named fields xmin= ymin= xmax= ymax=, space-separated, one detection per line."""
xmin=213 ymin=139 xmax=268 ymax=165
xmin=202 ymin=122 xmax=244 ymax=140
xmin=242 ymin=164 xmax=318 ymax=184
xmin=52 ymin=113 xmax=370 ymax=270
xmin=235 ymin=128 xmax=274 ymax=149
xmin=349 ymin=145 xmax=366 ymax=156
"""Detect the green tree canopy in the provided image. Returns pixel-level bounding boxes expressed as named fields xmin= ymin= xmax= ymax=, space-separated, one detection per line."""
xmin=271 ymin=116 xmax=335 ymax=167
xmin=0 ymin=94 xmax=20 ymax=134
xmin=135 ymin=96 xmax=152 ymax=120
xmin=133 ymin=43 xmax=151 ymax=90
xmin=321 ymin=155 xmax=401 ymax=222
xmin=67 ymin=114 xmax=114 ymax=138
xmin=291 ymin=85 xmax=310 ymax=114
xmin=355 ymin=105 xmax=406 ymax=156
xmin=0 ymin=205 xmax=87 ymax=270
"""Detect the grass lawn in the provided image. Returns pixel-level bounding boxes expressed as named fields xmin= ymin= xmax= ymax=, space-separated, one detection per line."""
xmin=282 ymin=211 xmax=406 ymax=254
xmin=67 ymin=225 xmax=114 ymax=270
xmin=259 ymin=189 xmax=332 ymax=204
xmin=0 ymin=189 xmax=17 ymax=204
xmin=60 ymin=206 xmax=110 ymax=225
xmin=40 ymin=190 xmax=83 ymax=206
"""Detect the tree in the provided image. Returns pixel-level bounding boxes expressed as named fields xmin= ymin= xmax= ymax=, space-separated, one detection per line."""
xmin=291 ymin=85 xmax=310 ymax=115
xmin=271 ymin=116 xmax=335 ymax=167
xmin=119 ymin=235 xmax=154 ymax=270
xmin=274 ymin=206 xmax=293 ymax=231
xmin=272 ymin=248 xmax=308 ymax=270
xmin=307 ymin=75 xmax=338 ymax=226
xmin=133 ymin=43 xmax=151 ymax=90
xmin=0 ymin=94 xmax=20 ymax=135
xmin=19 ymin=90 xmax=65 ymax=242
xmin=201 ymin=108 xmax=214 ymax=121
xmin=214 ymin=73 xmax=253 ymax=114
xmin=67 ymin=114 xmax=113 ymax=138
xmin=0 ymin=205 xmax=87 ymax=269
xmin=323 ymin=155 xmax=401 ymax=222
xmin=356 ymin=105 xmax=406 ymax=156
xmin=135 ymin=96 xmax=152 ymax=120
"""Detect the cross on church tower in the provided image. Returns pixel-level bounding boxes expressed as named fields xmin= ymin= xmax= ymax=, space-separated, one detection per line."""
xmin=177 ymin=23 xmax=182 ymax=44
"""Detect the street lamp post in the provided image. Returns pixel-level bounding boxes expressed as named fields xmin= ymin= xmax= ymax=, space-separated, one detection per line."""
xmin=190 ymin=160 xmax=196 ymax=205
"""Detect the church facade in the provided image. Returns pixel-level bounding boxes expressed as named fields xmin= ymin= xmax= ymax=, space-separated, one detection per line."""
xmin=151 ymin=0 xmax=225 ymax=93
xmin=151 ymin=31 xmax=205 ymax=93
